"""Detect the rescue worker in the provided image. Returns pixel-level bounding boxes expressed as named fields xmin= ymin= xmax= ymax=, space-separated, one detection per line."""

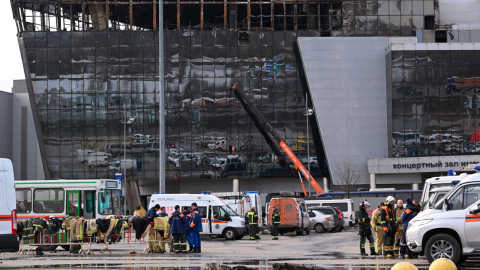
xmin=148 ymin=204 xmax=160 ymax=218
xmin=358 ymin=200 xmax=378 ymax=256
xmin=394 ymin=200 xmax=404 ymax=257
xmin=160 ymin=207 xmax=169 ymax=217
xmin=190 ymin=202 xmax=203 ymax=253
xmin=271 ymin=206 xmax=281 ymax=240
xmin=381 ymin=196 xmax=398 ymax=258
xmin=247 ymin=207 xmax=260 ymax=240
xmin=168 ymin=205 xmax=187 ymax=253
xmin=400 ymin=198 xmax=421 ymax=259
xmin=371 ymin=202 xmax=385 ymax=255
xmin=181 ymin=206 xmax=194 ymax=252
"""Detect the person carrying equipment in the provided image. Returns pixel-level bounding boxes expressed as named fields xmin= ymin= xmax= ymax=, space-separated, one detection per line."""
xmin=358 ymin=200 xmax=379 ymax=256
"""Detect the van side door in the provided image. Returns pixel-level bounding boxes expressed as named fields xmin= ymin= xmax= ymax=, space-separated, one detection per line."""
xmin=201 ymin=206 xmax=210 ymax=234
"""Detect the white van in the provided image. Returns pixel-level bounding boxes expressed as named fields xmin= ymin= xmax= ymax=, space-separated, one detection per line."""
xmin=421 ymin=171 xmax=469 ymax=204
xmin=0 ymin=159 xmax=19 ymax=252
xmin=149 ymin=193 xmax=247 ymax=240
xmin=304 ymin=199 xmax=355 ymax=226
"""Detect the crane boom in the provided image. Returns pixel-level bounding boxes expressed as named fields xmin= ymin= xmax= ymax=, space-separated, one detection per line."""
xmin=230 ymin=83 xmax=324 ymax=194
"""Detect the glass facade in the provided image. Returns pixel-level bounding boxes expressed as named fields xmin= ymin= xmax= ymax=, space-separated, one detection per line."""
xmin=10 ymin=0 xmax=437 ymax=186
xmin=21 ymin=30 xmax=326 ymax=182
xmin=387 ymin=49 xmax=480 ymax=157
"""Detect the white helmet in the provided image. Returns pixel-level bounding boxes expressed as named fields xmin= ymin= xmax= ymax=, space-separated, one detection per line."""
xmin=360 ymin=200 xmax=370 ymax=208
xmin=386 ymin=196 xmax=395 ymax=203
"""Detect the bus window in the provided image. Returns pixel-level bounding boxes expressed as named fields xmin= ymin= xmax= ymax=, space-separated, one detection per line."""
xmin=15 ymin=189 xmax=32 ymax=213
xmin=34 ymin=189 xmax=64 ymax=213
xmin=98 ymin=189 xmax=122 ymax=215
xmin=86 ymin=191 xmax=94 ymax=213
xmin=67 ymin=191 xmax=80 ymax=216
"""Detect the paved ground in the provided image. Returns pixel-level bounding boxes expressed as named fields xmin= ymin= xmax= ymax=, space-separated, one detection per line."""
xmin=1 ymin=228 xmax=478 ymax=270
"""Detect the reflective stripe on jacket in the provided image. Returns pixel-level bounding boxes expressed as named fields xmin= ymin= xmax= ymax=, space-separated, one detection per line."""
xmin=247 ymin=211 xmax=258 ymax=224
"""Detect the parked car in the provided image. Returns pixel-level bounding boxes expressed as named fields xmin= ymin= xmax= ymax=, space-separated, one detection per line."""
xmin=309 ymin=206 xmax=344 ymax=232
xmin=305 ymin=198 xmax=355 ymax=226
xmin=307 ymin=209 xmax=335 ymax=233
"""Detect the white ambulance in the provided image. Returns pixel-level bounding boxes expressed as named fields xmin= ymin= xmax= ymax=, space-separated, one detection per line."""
xmin=149 ymin=192 xmax=248 ymax=240
xmin=0 ymin=159 xmax=19 ymax=252
xmin=407 ymin=168 xmax=480 ymax=265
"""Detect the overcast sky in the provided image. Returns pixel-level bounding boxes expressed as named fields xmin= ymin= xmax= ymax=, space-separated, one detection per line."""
xmin=0 ymin=1 xmax=25 ymax=93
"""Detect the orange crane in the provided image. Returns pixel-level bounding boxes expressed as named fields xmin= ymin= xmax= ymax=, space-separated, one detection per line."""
xmin=229 ymin=83 xmax=324 ymax=195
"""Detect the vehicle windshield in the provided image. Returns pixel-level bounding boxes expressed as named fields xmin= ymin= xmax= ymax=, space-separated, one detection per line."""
xmin=98 ymin=189 xmax=122 ymax=215
xmin=223 ymin=205 xmax=238 ymax=216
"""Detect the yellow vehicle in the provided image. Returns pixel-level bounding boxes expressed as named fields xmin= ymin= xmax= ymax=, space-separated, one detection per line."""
xmin=292 ymin=138 xmax=316 ymax=154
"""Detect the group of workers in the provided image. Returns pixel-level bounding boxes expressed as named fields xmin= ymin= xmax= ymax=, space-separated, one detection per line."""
xmin=245 ymin=206 xmax=281 ymax=240
xmin=358 ymin=196 xmax=421 ymax=259
xmin=147 ymin=203 xmax=203 ymax=253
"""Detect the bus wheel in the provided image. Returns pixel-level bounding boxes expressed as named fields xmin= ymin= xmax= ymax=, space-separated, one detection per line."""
xmin=61 ymin=245 xmax=70 ymax=251
xmin=223 ymin=228 xmax=237 ymax=240
xmin=305 ymin=227 xmax=311 ymax=235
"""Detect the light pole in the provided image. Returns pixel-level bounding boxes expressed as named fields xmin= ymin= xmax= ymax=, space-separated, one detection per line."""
xmin=304 ymin=93 xmax=313 ymax=197
xmin=120 ymin=103 xmax=135 ymax=215
xmin=159 ymin=0 xmax=166 ymax=195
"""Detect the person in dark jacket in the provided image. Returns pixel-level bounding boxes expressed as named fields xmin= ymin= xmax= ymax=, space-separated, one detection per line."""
xmin=247 ymin=207 xmax=260 ymax=240
xmin=168 ymin=205 xmax=187 ymax=253
xmin=358 ymin=201 xmax=379 ymax=256
xmin=148 ymin=204 xmax=161 ymax=219
xmin=271 ymin=206 xmax=281 ymax=240
xmin=190 ymin=202 xmax=203 ymax=253
xmin=399 ymin=197 xmax=421 ymax=259
xmin=181 ymin=206 xmax=194 ymax=252
xmin=159 ymin=207 xmax=169 ymax=217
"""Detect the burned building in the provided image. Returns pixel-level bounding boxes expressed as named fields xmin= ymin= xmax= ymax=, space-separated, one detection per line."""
xmin=12 ymin=0 xmax=473 ymax=204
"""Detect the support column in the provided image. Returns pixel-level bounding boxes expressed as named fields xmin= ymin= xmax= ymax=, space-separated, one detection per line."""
xmin=323 ymin=177 xmax=329 ymax=193
xmin=370 ymin=174 xmax=376 ymax=190
xmin=412 ymin=183 xmax=419 ymax=190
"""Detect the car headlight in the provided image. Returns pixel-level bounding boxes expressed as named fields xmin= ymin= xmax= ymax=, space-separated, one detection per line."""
xmin=241 ymin=221 xmax=245 ymax=226
xmin=409 ymin=219 xmax=432 ymax=227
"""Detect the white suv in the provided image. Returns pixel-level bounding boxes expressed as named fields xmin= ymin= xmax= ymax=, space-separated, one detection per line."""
xmin=406 ymin=172 xmax=480 ymax=265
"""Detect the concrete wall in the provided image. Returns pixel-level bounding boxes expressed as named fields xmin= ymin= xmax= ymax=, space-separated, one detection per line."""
xmin=298 ymin=37 xmax=389 ymax=185
xmin=439 ymin=0 xmax=480 ymax=26
xmin=11 ymin=80 xmax=44 ymax=180
xmin=0 ymin=91 xmax=13 ymax=161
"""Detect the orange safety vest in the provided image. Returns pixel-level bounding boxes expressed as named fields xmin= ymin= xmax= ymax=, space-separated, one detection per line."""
xmin=381 ymin=206 xmax=395 ymax=221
